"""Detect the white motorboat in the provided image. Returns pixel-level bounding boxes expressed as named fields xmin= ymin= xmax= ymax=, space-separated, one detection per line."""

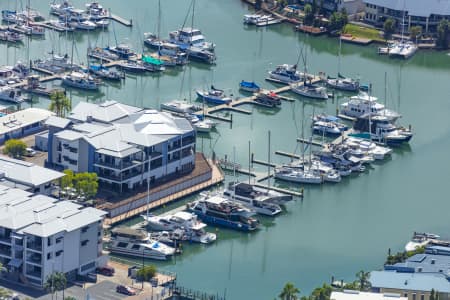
xmin=404 ymin=232 xmax=440 ymax=252
xmin=223 ymin=184 xmax=282 ymax=216
xmin=160 ymin=100 xmax=201 ymax=114
xmin=87 ymin=46 xmax=119 ymax=61
xmin=0 ymin=30 xmax=23 ymax=43
xmin=224 ymin=182 xmax=293 ymax=206
xmin=268 ymin=64 xmax=305 ymax=84
xmin=143 ymin=212 xmax=216 ymax=244
xmin=291 ymin=83 xmax=328 ymax=100
xmin=340 ymin=93 xmax=401 ymax=121
xmin=275 ymin=166 xmax=323 ymax=184
xmin=48 ymin=19 xmax=74 ymax=32
xmin=389 ymin=41 xmax=418 ymax=59
xmin=313 ymin=121 xmax=342 ymax=136
xmin=108 ymin=227 xmax=175 ymax=260
xmin=0 ymin=86 xmax=26 ymax=103
xmin=243 ymin=14 xmax=263 ymax=25
xmin=346 ymin=137 xmax=392 ymax=160
xmin=94 ymin=19 xmax=109 ymax=28
xmin=1 ymin=10 xmax=22 ymax=24
xmin=326 ymin=74 xmax=359 ymax=92
xmin=62 ymin=71 xmax=100 ymax=90
xmin=50 ymin=1 xmax=74 ymax=16
xmin=73 ymin=20 xmax=97 ymax=30
xmin=194 ymin=120 xmax=212 ymax=133
xmin=17 ymin=24 xmax=45 ymax=36
xmin=169 ymin=27 xmax=215 ymax=52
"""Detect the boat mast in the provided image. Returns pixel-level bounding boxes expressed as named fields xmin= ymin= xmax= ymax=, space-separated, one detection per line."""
xmin=384 ymin=71 xmax=387 ymax=116
xmin=157 ymin=0 xmax=161 ymax=58
xmin=267 ymin=130 xmax=271 ymax=191
xmin=338 ymin=36 xmax=342 ymax=76
xmin=146 ymin=149 xmax=151 ymax=222
xmin=248 ymin=140 xmax=251 ymax=185
xmin=233 ymin=146 xmax=236 ymax=202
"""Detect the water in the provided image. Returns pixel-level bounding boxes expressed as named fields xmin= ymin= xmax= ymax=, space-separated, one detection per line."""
xmin=2 ymin=0 xmax=450 ymax=298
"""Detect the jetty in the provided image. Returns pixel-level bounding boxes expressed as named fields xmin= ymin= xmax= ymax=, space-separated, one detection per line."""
xmin=198 ymin=76 xmax=322 ymax=122
xmin=109 ymin=14 xmax=132 ymax=27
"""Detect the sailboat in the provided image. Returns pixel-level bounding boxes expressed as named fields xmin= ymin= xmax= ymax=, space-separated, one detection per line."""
xmin=291 ymin=47 xmax=328 ymax=100
xmin=326 ymin=37 xmax=360 ymax=92
xmin=388 ymin=2 xmax=417 ymax=59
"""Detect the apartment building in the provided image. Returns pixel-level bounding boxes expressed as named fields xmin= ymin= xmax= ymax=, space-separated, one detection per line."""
xmin=46 ymin=100 xmax=196 ymax=193
xmin=364 ymin=0 xmax=450 ymax=33
xmin=0 ymin=185 xmax=107 ymax=287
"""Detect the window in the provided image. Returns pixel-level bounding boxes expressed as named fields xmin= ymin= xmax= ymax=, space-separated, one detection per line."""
xmin=47 ymin=252 xmax=52 ymax=260
xmin=420 ymin=295 xmax=424 ymax=300
xmin=56 ymin=250 xmax=63 ymax=257
xmin=81 ymin=240 xmax=89 ymax=246
xmin=81 ymin=226 xmax=89 ymax=233
xmin=117 ymin=242 xmax=128 ymax=248
xmin=47 ymin=238 xmax=52 ymax=247
xmin=55 ymin=237 xmax=63 ymax=244
xmin=412 ymin=293 xmax=416 ymax=300
xmin=131 ymin=244 xmax=140 ymax=250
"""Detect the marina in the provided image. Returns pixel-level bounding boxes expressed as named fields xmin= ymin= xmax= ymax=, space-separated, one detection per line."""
xmin=0 ymin=0 xmax=448 ymax=299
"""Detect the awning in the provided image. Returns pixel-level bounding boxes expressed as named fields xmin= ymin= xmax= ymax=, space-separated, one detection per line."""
xmin=8 ymin=258 xmax=22 ymax=268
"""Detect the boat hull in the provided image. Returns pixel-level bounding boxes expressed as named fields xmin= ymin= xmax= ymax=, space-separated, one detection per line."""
xmin=193 ymin=211 xmax=257 ymax=232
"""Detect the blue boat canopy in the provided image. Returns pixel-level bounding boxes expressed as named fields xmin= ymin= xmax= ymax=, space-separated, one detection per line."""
xmin=240 ymin=80 xmax=260 ymax=89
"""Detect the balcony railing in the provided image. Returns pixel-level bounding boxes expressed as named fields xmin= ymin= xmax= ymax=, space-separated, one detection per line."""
xmin=26 ymin=242 xmax=42 ymax=252
xmin=0 ymin=247 xmax=11 ymax=257
xmin=27 ymin=255 xmax=42 ymax=265
xmin=0 ymin=235 xmax=11 ymax=244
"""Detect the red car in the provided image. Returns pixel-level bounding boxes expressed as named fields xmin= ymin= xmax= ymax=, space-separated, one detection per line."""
xmin=116 ymin=285 xmax=136 ymax=296
xmin=97 ymin=266 xmax=115 ymax=276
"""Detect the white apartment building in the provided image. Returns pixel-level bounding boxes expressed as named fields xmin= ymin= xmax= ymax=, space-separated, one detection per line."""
xmin=46 ymin=101 xmax=196 ymax=194
xmin=0 ymin=185 xmax=107 ymax=287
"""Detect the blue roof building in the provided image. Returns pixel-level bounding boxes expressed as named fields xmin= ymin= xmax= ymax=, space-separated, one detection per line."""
xmin=370 ymin=271 xmax=450 ymax=300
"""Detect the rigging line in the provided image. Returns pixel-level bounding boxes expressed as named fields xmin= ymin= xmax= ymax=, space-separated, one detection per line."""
xmin=180 ymin=0 xmax=194 ymax=30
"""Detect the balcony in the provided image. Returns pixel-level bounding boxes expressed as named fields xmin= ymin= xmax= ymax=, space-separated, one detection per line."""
xmin=0 ymin=245 xmax=11 ymax=257
xmin=27 ymin=253 xmax=42 ymax=265
xmin=149 ymin=151 xmax=162 ymax=158
xmin=26 ymin=242 xmax=42 ymax=252
xmin=95 ymin=159 xmax=137 ymax=170
xmin=26 ymin=269 xmax=42 ymax=279
xmin=0 ymin=235 xmax=11 ymax=245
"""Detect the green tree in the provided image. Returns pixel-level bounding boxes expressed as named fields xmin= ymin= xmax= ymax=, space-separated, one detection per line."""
xmin=0 ymin=288 xmax=11 ymax=299
xmin=49 ymin=91 xmax=71 ymax=118
xmin=303 ymin=4 xmax=314 ymax=25
xmin=356 ymin=270 xmax=371 ymax=291
xmin=3 ymin=139 xmax=27 ymax=159
xmin=279 ymin=282 xmax=300 ymax=300
xmin=44 ymin=272 xmax=67 ymax=300
xmin=74 ymin=172 xmax=99 ymax=200
xmin=329 ymin=12 xmax=348 ymax=32
xmin=137 ymin=265 xmax=157 ymax=281
xmin=65 ymin=297 xmax=77 ymax=300
xmin=61 ymin=169 xmax=75 ymax=190
xmin=383 ymin=18 xmax=396 ymax=39
xmin=409 ymin=25 xmax=422 ymax=43
xmin=311 ymin=284 xmax=332 ymax=300
xmin=437 ymin=19 xmax=450 ymax=49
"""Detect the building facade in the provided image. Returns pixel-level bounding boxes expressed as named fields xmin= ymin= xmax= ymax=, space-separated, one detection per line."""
xmin=0 ymin=185 xmax=107 ymax=287
xmin=364 ymin=0 xmax=450 ymax=33
xmin=46 ymin=101 xmax=196 ymax=193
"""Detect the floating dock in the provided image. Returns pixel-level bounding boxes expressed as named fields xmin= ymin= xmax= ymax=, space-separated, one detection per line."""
xmin=109 ymin=14 xmax=133 ymax=27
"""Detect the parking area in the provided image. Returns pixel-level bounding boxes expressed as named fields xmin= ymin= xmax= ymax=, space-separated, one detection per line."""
xmin=0 ymin=132 xmax=48 ymax=167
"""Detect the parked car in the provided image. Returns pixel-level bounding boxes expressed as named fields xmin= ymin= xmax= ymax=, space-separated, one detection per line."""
xmin=25 ymin=147 xmax=36 ymax=157
xmin=116 ymin=285 xmax=137 ymax=296
xmin=96 ymin=266 xmax=115 ymax=276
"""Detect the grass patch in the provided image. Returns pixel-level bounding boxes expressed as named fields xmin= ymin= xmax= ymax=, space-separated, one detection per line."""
xmin=343 ymin=23 xmax=385 ymax=42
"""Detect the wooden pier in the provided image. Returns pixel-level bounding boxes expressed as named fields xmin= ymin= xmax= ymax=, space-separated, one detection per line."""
xmin=275 ymin=151 xmax=301 ymax=159
xmin=296 ymin=138 xmax=323 ymax=147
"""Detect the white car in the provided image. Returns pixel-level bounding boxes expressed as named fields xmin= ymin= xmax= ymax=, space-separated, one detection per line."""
xmin=25 ymin=148 xmax=36 ymax=157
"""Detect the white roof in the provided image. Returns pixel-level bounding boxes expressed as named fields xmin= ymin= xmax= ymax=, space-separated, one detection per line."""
xmin=0 ymin=108 xmax=54 ymax=136
xmin=69 ymin=100 xmax=143 ymax=123
xmin=0 ymin=185 xmax=106 ymax=236
xmin=57 ymin=102 xmax=194 ymax=158
xmin=45 ymin=116 xmax=71 ymax=129
xmin=0 ymin=155 xmax=64 ymax=187
xmin=205 ymin=195 xmax=227 ymax=205
xmin=331 ymin=291 xmax=407 ymax=300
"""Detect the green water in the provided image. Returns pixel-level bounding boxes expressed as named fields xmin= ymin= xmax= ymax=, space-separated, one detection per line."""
xmin=3 ymin=0 xmax=450 ymax=298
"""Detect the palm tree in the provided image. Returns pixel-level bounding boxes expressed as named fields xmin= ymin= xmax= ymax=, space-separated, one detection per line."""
xmin=356 ymin=270 xmax=371 ymax=291
xmin=44 ymin=272 xmax=67 ymax=300
xmin=49 ymin=91 xmax=71 ymax=117
xmin=279 ymin=282 xmax=301 ymax=300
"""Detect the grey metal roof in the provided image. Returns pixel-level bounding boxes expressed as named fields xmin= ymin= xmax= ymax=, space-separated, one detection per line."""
xmin=45 ymin=116 xmax=71 ymax=129
xmin=55 ymin=129 xmax=84 ymax=141
xmin=69 ymin=100 xmax=143 ymax=123
xmin=0 ymin=185 xmax=106 ymax=236
xmin=0 ymin=156 xmax=64 ymax=187
xmin=364 ymin=0 xmax=450 ymax=17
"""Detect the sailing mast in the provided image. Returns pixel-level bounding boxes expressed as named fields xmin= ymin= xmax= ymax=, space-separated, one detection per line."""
xmin=338 ymin=36 xmax=342 ymax=77
xmin=157 ymin=0 xmax=161 ymax=58
xmin=267 ymin=130 xmax=271 ymax=192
